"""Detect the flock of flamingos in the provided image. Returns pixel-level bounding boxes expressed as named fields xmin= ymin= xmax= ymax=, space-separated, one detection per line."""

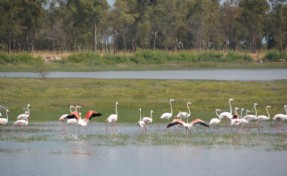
xmin=0 ymin=98 xmax=287 ymax=133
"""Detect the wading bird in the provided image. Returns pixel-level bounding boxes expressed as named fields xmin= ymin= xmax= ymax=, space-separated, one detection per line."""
xmin=138 ymin=108 xmax=146 ymax=131
xmin=219 ymin=98 xmax=234 ymax=121
xmin=78 ymin=110 xmax=102 ymax=127
xmin=106 ymin=101 xmax=119 ymax=131
xmin=176 ymin=102 xmax=192 ymax=122
xmin=167 ymin=118 xmax=209 ymax=133
xmin=209 ymin=109 xmax=222 ymax=128
xmin=142 ymin=110 xmax=153 ymax=126
xmin=273 ymin=105 xmax=287 ymax=129
xmin=59 ymin=105 xmax=75 ymax=121
xmin=0 ymin=109 xmax=9 ymax=125
xmin=13 ymin=118 xmax=29 ymax=127
xmin=243 ymin=103 xmax=258 ymax=121
xmin=255 ymin=105 xmax=271 ymax=130
xmin=160 ymin=99 xmax=175 ymax=123
xmin=16 ymin=104 xmax=31 ymax=120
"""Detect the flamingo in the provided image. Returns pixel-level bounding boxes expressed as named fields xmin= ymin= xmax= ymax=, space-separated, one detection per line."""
xmin=255 ymin=105 xmax=271 ymax=130
xmin=66 ymin=111 xmax=81 ymax=124
xmin=13 ymin=118 xmax=29 ymax=126
xmin=240 ymin=109 xmax=250 ymax=129
xmin=160 ymin=98 xmax=175 ymax=123
xmin=273 ymin=105 xmax=287 ymax=129
xmin=16 ymin=104 xmax=31 ymax=120
xmin=232 ymin=107 xmax=241 ymax=119
xmin=176 ymin=102 xmax=192 ymax=122
xmin=209 ymin=109 xmax=222 ymax=128
xmin=167 ymin=118 xmax=209 ymax=133
xmin=219 ymin=98 xmax=234 ymax=121
xmin=78 ymin=110 xmax=102 ymax=127
xmin=242 ymin=103 xmax=258 ymax=121
xmin=0 ymin=109 xmax=9 ymax=125
xmin=106 ymin=101 xmax=119 ymax=131
xmin=230 ymin=108 xmax=245 ymax=131
xmin=138 ymin=108 xmax=146 ymax=131
xmin=142 ymin=110 xmax=153 ymax=125
xmin=59 ymin=105 xmax=75 ymax=121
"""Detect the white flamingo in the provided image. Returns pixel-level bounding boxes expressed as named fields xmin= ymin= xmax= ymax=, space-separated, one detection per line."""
xmin=142 ymin=110 xmax=153 ymax=125
xmin=230 ymin=108 xmax=245 ymax=131
xmin=243 ymin=103 xmax=258 ymax=121
xmin=219 ymin=98 xmax=234 ymax=120
xmin=16 ymin=104 xmax=31 ymax=120
xmin=138 ymin=108 xmax=146 ymax=131
xmin=255 ymin=105 xmax=271 ymax=130
xmin=13 ymin=118 xmax=29 ymax=127
xmin=106 ymin=101 xmax=119 ymax=131
xmin=209 ymin=109 xmax=222 ymax=128
xmin=59 ymin=105 xmax=75 ymax=121
xmin=160 ymin=99 xmax=175 ymax=123
xmin=0 ymin=109 xmax=9 ymax=125
xmin=273 ymin=105 xmax=287 ymax=129
xmin=176 ymin=102 xmax=192 ymax=122
xmin=240 ymin=109 xmax=250 ymax=129
xmin=167 ymin=118 xmax=209 ymax=133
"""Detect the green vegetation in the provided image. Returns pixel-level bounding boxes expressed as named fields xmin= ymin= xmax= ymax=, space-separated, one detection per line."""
xmin=0 ymin=50 xmax=286 ymax=72
xmin=264 ymin=50 xmax=287 ymax=62
xmin=0 ymin=78 xmax=286 ymax=122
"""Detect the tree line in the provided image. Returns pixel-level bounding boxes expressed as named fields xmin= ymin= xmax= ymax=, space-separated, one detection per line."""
xmin=0 ymin=0 xmax=287 ymax=54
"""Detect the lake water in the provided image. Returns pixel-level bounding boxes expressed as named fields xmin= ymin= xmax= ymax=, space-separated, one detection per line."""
xmin=1 ymin=69 xmax=287 ymax=80
xmin=1 ymin=122 xmax=287 ymax=176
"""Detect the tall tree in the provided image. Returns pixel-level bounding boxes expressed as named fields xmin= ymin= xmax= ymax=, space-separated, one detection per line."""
xmin=265 ymin=3 xmax=287 ymax=51
xmin=239 ymin=0 xmax=269 ymax=52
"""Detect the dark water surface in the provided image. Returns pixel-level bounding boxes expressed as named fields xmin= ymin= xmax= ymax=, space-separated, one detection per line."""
xmin=1 ymin=69 xmax=287 ymax=80
xmin=1 ymin=122 xmax=287 ymax=176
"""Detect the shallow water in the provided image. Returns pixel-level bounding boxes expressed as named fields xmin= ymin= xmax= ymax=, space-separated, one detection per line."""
xmin=1 ymin=122 xmax=287 ymax=176
xmin=1 ymin=69 xmax=287 ymax=80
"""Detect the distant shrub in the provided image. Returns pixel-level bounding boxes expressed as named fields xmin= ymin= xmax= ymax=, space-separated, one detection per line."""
xmin=264 ymin=50 xmax=287 ymax=62
xmin=66 ymin=52 xmax=102 ymax=65
xmin=134 ymin=50 xmax=167 ymax=64
xmin=104 ymin=54 xmax=131 ymax=64
xmin=197 ymin=51 xmax=224 ymax=62
xmin=224 ymin=52 xmax=252 ymax=62
xmin=0 ymin=52 xmax=43 ymax=65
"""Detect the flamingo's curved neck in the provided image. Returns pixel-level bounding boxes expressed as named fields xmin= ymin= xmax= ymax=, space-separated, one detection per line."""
xmin=254 ymin=104 xmax=258 ymax=116
xmin=266 ymin=107 xmax=270 ymax=119
xmin=115 ymin=103 xmax=118 ymax=115
xmin=215 ymin=109 xmax=220 ymax=117
xmin=139 ymin=108 xmax=142 ymax=120
xmin=284 ymin=105 xmax=287 ymax=115
xmin=229 ymin=100 xmax=233 ymax=114
xmin=170 ymin=100 xmax=173 ymax=114
xmin=150 ymin=111 xmax=153 ymax=120
xmin=187 ymin=103 xmax=191 ymax=116
xmin=6 ymin=110 xmax=8 ymax=120
xmin=240 ymin=109 xmax=244 ymax=119
xmin=27 ymin=105 xmax=30 ymax=114
xmin=70 ymin=106 xmax=74 ymax=113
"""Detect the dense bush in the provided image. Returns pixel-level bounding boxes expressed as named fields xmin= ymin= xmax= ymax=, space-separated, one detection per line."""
xmin=197 ymin=51 xmax=224 ymax=62
xmin=0 ymin=52 xmax=43 ymax=65
xmin=264 ymin=50 xmax=287 ymax=62
xmin=224 ymin=52 xmax=252 ymax=62
xmin=66 ymin=52 xmax=102 ymax=65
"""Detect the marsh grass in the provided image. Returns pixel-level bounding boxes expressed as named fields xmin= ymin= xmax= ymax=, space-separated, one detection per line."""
xmin=0 ymin=78 xmax=287 ymax=123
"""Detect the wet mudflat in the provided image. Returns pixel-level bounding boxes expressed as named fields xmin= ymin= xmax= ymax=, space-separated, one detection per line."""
xmin=1 ymin=122 xmax=287 ymax=176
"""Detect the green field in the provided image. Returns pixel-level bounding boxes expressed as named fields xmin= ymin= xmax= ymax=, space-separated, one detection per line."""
xmin=1 ymin=78 xmax=286 ymax=123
